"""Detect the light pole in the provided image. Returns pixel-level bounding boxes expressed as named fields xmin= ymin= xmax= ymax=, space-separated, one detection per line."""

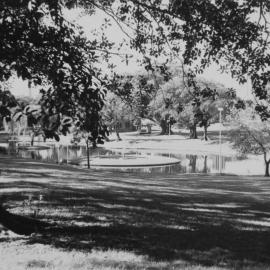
xmin=218 ymin=107 xmax=223 ymax=174
xmin=67 ymin=144 xmax=69 ymax=164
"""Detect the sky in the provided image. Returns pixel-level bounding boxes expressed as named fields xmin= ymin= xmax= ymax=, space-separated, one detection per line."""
xmin=68 ymin=7 xmax=253 ymax=99
xmin=10 ymin=6 xmax=253 ymax=100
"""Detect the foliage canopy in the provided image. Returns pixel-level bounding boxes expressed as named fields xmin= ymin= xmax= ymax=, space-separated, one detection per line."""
xmin=1 ymin=0 xmax=270 ymax=140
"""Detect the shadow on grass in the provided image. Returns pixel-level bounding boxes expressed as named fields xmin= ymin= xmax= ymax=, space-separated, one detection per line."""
xmin=1 ymin=155 xmax=270 ymax=268
xmin=26 ymin=223 xmax=270 ymax=268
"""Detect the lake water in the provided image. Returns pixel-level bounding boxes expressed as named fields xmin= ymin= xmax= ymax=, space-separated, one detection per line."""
xmin=11 ymin=144 xmax=243 ymax=175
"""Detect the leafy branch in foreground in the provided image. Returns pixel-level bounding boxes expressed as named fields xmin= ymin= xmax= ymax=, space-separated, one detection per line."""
xmin=0 ymin=0 xmax=112 ymax=144
xmin=78 ymin=0 xmax=270 ymax=119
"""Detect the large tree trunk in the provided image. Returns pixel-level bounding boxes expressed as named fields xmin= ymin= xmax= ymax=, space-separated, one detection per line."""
xmin=189 ymin=155 xmax=197 ymax=173
xmin=31 ymin=133 xmax=35 ymax=146
xmin=160 ymin=119 xmax=168 ymax=135
xmin=115 ymin=124 xmax=122 ymax=141
xmin=203 ymin=125 xmax=208 ymax=141
xmin=168 ymin=124 xmax=173 ymax=135
xmin=265 ymin=160 xmax=270 ymax=177
xmin=203 ymin=156 xmax=208 ymax=173
xmin=146 ymin=124 xmax=152 ymax=134
xmin=160 ymin=119 xmax=173 ymax=135
xmin=189 ymin=125 xmax=197 ymax=139
xmin=92 ymin=139 xmax=97 ymax=149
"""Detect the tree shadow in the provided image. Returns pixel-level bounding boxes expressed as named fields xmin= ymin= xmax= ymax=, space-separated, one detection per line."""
xmin=1 ymin=157 xmax=270 ymax=267
xmin=26 ymin=222 xmax=270 ymax=268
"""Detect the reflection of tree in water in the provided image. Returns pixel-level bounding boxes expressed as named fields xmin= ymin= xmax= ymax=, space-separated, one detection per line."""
xmin=186 ymin=155 xmax=210 ymax=174
xmin=18 ymin=145 xmax=110 ymax=164
xmin=162 ymin=163 xmax=185 ymax=174
xmin=91 ymin=147 xmax=114 ymax=156
xmin=16 ymin=148 xmax=211 ymax=174
xmin=187 ymin=155 xmax=197 ymax=173
xmin=122 ymin=163 xmax=184 ymax=174
xmin=67 ymin=146 xmax=79 ymax=160
xmin=30 ymin=151 xmax=36 ymax=160
xmin=203 ymin=156 xmax=208 ymax=174
xmin=55 ymin=146 xmax=81 ymax=163
xmin=38 ymin=148 xmax=57 ymax=163
xmin=50 ymin=147 xmax=58 ymax=162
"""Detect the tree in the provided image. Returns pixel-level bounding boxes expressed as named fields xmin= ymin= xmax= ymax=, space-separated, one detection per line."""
xmin=150 ymin=66 xmax=240 ymax=139
xmin=179 ymin=104 xmax=199 ymax=139
xmin=0 ymin=91 xmax=17 ymax=120
xmin=102 ymin=92 xmax=133 ymax=141
xmin=229 ymin=106 xmax=270 ymax=177
xmin=76 ymin=0 xmax=270 ymax=120
xmin=0 ymin=86 xmax=18 ymax=131
xmin=193 ymin=83 xmax=243 ymax=141
xmin=3 ymin=0 xmax=268 ymax=140
xmin=0 ymin=0 xmax=109 ymax=145
xmin=109 ymin=72 xmax=157 ymax=130
xmin=133 ymin=76 xmax=156 ymax=119
xmin=12 ymin=104 xmax=62 ymax=145
xmin=0 ymin=1 xmax=113 ymax=230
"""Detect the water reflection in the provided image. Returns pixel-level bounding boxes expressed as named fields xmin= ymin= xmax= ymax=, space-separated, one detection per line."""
xmin=15 ymin=145 xmax=231 ymax=175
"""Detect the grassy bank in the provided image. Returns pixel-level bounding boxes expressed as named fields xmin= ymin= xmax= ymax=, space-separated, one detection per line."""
xmin=1 ymin=155 xmax=270 ymax=269
xmin=104 ymin=129 xmax=236 ymax=157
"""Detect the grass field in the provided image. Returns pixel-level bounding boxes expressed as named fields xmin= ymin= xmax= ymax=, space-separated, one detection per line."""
xmin=1 ymin=154 xmax=270 ymax=269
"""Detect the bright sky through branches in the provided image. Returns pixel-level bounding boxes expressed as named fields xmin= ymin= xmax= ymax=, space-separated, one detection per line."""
xmin=65 ymin=7 xmax=253 ymax=100
xmin=11 ymin=5 xmax=253 ymax=100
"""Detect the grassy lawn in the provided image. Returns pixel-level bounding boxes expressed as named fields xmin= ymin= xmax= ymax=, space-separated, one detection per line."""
xmin=1 ymin=155 xmax=270 ymax=269
xmin=104 ymin=129 xmax=236 ymax=158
